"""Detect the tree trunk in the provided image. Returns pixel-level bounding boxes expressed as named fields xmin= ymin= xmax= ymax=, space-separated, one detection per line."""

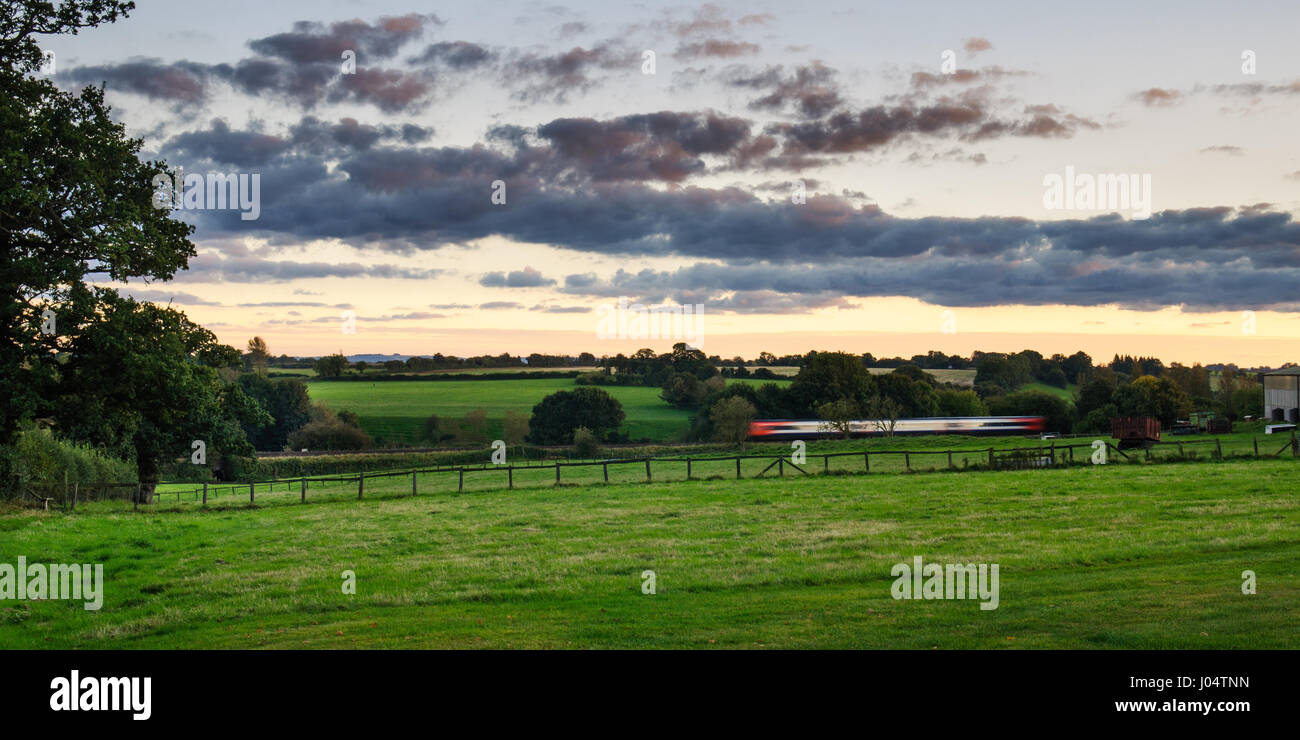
xmin=135 ymin=481 xmax=156 ymax=504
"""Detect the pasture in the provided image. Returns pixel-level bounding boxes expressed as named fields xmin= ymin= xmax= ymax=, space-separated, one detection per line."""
xmin=1 ymin=459 xmax=1295 ymax=649
xmin=868 ymin=367 xmax=976 ymax=386
xmin=307 ymin=377 xmax=790 ymax=444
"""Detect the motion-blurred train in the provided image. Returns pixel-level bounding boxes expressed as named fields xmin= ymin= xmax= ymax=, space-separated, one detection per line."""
xmin=747 ymin=416 xmax=1047 ymax=440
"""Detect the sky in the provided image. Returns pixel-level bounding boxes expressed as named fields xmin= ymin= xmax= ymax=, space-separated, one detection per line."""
xmin=42 ymin=0 xmax=1300 ymax=365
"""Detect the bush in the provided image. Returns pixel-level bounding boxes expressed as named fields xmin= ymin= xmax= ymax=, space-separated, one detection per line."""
xmin=575 ymin=371 xmax=643 ymax=386
xmin=661 ymin=371 xmax=707 ymax=409
xmin=285 ymin=420 xmax=374 ymax=451
xmin=710 ymin=397 xmax=757 ymax=446
xmin=935 ymin=388 xmax=988 ymax=417
xmin=528 ymin=387 xmax=625 ymax=444
xmin=988 ymin=390 xmax=1075 ymax=433
xmin=1074 ymin=404 xmax=1118 ymax=434
xmin=573 ymin=427 xmax=600 ymax=458
xmin=0 ymin=428 xmax=136 ymax=497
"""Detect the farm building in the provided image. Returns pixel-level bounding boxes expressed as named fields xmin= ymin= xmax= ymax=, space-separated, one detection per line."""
xmin=1262 ymin=368 xmax=1300 ymax=422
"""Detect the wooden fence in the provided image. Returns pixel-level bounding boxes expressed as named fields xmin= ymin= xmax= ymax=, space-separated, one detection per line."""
xmin=14 ymin=433 xmax=1297 ymax=513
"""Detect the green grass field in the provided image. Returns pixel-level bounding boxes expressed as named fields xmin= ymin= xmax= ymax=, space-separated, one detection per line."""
xmin=2 ymin=458 xmax=1296 ymax=649
xmin=307 ymin=378 xmax=788 ymax=444
xmin=1020 ymin=381 xmax=1078 ymax=400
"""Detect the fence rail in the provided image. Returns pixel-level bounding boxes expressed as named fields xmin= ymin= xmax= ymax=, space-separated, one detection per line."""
xmin=13 ymin=433 xmax=1297 ymax=513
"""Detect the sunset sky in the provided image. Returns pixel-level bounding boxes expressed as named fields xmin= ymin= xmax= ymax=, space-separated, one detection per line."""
xmin=47 ymin=0 xmax=1300 ymax=365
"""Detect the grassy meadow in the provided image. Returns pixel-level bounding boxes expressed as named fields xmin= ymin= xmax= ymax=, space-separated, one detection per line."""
xmin=2 ymin=458 xmax=1296 ymax=649
xmin=307 ymin=377 xmax=790 ymax=444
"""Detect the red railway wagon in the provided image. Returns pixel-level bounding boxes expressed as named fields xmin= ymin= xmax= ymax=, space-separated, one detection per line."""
xmin=1112 ymin=416 xmax=1160 ymax=449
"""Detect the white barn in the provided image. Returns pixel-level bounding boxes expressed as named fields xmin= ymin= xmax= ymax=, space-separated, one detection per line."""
xmin=1262 ymin=368 xmax=1300 ymax=422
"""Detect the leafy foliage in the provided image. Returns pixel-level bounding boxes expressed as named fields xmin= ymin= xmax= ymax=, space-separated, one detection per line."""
xmin=528 ymin=387 xmax=625 ymax=444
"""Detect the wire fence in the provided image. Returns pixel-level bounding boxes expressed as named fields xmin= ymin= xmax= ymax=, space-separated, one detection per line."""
xmin=13 ymin=433 xmax=1298 ymax=514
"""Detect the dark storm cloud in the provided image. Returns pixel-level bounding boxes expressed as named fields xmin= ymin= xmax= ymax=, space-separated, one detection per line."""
xmin=168 ymin=120 xmax=1300 ymax=311
xmin=164 ymin=119 xmax=292 ymax=168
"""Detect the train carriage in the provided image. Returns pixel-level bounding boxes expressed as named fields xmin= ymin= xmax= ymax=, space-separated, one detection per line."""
xmin=747 ymin=416 xmax=1046 ymax=440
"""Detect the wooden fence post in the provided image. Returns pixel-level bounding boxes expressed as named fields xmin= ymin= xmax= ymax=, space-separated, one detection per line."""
xmin=203 ymin=482 xmax=208 ymax=506
xmin=555 ymin=463 xmax=561 ymax=484
xmin=824 ymin=455 xmax=829 ymax=473
xmin=864 ymin=452 xmax=870 ymax=472
xmin=412 ymin=471 xmax=418 ymax=496
xmin=735 ymin=457 xmax=741 ymax=479
xmin=1253 ymin=437 xmax=1258 ymax=457
xmin=358 ymin=472 xmax=364 ymax=499
xmin=250 ymin=482 xmax=255 ymax=505
xmin=646 ymin=459 xmax=651 ymax=481
xmin=1293 ymin=431 xmax=1298 ymax=458
xmin=904 ymin=452 xmax=910 ymax=472
xmin=71 ymin=483 xmax=78 ymax=512
xmin=947 ymin=451 xmax=953 ymax=469
xmin=134 ymin=483 xmax=140 ymax=511
xmin=300 ymin=479 xmax=306 ymax=503
xmin=460 ymin=469 xmax=465 ymax=492
xmin=1215 ymin=438 xmax=1222 ymax=459
xmin=778 ymin=459 xmax=784 ymax=476
xmin=988 ymin=448 xmax=994 ymax=468
xmin=686 ymin=458 xmax=692 ymax=479
xmin=603 ymin=462 xmax=609 ymax=482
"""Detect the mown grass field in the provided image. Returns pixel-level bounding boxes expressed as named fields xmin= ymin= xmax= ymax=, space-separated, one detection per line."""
xmin=869 ymin=367 xmax=977 ymax=386
xmin=307 ymin=377 xmax=790 ymax=444
xmin=2 ymin=459 xmax=1296 ymax=649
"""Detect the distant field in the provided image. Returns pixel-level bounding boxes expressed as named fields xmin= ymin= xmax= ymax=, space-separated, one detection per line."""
xmin=308 ymin=377 xmax=790 ymax=444
xmin=868 ymin=368 xmax=976 ymax=386
xmin=6 ymin=459 xmax=1297 ymax=648
xmin=1020 ymin=381 xmax=1078 ymax=400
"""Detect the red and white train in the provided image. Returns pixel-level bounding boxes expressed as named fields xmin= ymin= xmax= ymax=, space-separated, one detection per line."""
xmin=747 ymin=416 xmax=1047 ymax=440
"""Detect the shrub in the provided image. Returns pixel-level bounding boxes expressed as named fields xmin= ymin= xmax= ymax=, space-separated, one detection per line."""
xmin=0 ymin=428 xmax=136 ymax=498
xmin=529 ymin=387 xmax=625 ymax=444
xmin=572 ymin=427 xmax=600 ymax=458
xmin=710 ymin=397 xmax=757 ymax=447
xmin=285 ymin=420 xmax=374 ymax=451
